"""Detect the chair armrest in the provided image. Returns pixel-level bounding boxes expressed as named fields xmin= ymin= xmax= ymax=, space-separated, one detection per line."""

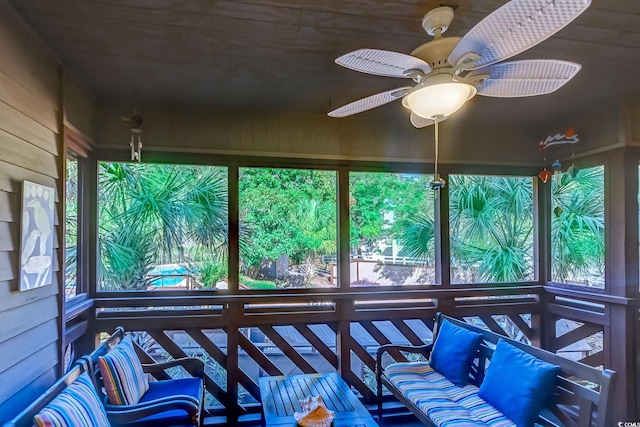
xmin=375 ymin=342 xmax=433 ymax=415
xmin=141 ymin=357 xmax=204 ymax=376
xmin=105 ymin=398 xmax=199 ymax=424
xmin=376 ymin=344 xmax=432 ymax=364
xmin=104 ymin=394 xmax=200 ymax=411
xmin=376 ymin=344 xmax=433 ymax=376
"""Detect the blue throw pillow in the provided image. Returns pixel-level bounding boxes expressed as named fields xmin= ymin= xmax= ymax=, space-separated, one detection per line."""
xmin=478 ymin=339 xmax=561 ymax=427
xmin=429 ymin=319 xmax=483 ymax=386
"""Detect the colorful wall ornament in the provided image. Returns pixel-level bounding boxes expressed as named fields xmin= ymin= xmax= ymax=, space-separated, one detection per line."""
xmin=538 ymin=128 xmax=580 ymax=183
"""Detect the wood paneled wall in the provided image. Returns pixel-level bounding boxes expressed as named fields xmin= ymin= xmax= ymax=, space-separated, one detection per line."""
xmin=95 ymin=97 xmax=624 ymax=166
xmin=624 ymin=98 xmax=640 ymax=146
xmin=0 ymin=4 xmax=62 ymax=421
xmin=63 ymin=71 xmax=96 ymax=141
xmin=96 ymin=104 xmax=544 ymax=165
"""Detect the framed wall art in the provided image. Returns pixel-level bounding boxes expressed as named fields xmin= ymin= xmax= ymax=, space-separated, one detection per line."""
xmin=19 ymin=181 xmax=55 ymax=291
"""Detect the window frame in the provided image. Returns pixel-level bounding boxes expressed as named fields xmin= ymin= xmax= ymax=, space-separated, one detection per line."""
xmin=63 ymin=127 xmax=92 ymax=306
xmin=447 ymin=172 xmax=537 ymax=285
xmin=90 ymin=151 xmax=545 ymax=297
xmin=60 ymin=125 xmax=94 ymax=374
xmin=549 ymin=162 xmax=606 ymax=290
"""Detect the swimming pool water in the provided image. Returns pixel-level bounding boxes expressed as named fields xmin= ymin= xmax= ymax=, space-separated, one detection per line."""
xmin=146 ymin=264 xmax=188 ymax=287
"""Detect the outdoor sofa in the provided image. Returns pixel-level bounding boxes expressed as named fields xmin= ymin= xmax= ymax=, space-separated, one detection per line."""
xmin=376 ymin=312 xmax=616 ymax=427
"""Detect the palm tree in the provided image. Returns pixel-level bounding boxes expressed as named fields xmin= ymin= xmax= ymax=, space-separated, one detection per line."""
xmin=551 ymin=166 xmax=604 ymax=286
xmin=448 ymin=175 xmax=534 ymax=283
xmin=98 ymin=162 xmax=228 ymax=290
xmin=394 ymin=212 xmax=436 ymax=265
xmin=397 ymin=169 xmax=604 ymax=286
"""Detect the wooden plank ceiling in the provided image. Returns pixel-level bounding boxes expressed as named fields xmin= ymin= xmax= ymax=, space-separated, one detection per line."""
xmin=7 ymin=0 xmax=640 ymax=127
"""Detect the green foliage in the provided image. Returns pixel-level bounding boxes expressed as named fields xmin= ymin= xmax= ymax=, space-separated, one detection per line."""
xmin=551 ymin=166 xmax=605 ymax=285
xmin=98 ymin=162 xmax=228 ymax=290
xmin=241 ymin=275 xmax=277 ymax=289
xmin=350 ymin=172 xmax=436 ymax=263
xmin=99 ymin=220 xmax=156 ymax=290
xmin=394 ymin=212 xmax=436 ymax=265
xmin=65 ymin=158 xmax=78 ymax=286
xmin=291 ymin=199 xmax=337 ymax=264
xmin=449 ymin=175 xmax=534 ymax=283
xmin=349 ymin=172 xmax=394 ymax=243
xmin=238 ymin=168 xmax=336 ymax=277
xmin=65 ymin=159 xmax=78 ymax=247
xmin=96 ymin=161 xmax=603 ymax=290
xmin=199 ymin=261 xmax=228 ymax=288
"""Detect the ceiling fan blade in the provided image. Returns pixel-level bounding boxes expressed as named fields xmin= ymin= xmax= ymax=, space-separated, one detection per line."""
xmin=328 ymin=87 xmax=412 ymax=117
xmin=448 ymin=0 xmax=591 ymax=70
xmin=475 ymin=59 xmax=580 ymax=97
xmin=335 ymin=49 xmax=432 ymax=78
xmin=410 ymin=113 xmax=448 ymax=128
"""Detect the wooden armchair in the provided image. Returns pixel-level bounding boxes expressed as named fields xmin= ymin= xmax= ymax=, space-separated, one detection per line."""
xmin=84 ymin=327 xmax=205 ymax=427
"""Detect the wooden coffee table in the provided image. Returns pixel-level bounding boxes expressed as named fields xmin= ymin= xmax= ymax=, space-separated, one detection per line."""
xmin=259 ymin=372 xmax=378 ymax=427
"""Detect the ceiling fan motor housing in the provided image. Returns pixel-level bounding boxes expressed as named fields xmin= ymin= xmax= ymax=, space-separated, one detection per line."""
xmin=411 ymin=37 xmax=461 ymax=70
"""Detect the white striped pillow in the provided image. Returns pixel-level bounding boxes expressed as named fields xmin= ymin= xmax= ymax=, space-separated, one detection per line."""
xmin=97 ymin=336 xmax=149 ymax=405
xmin=34 ymin=372 xmax=111 ymax=427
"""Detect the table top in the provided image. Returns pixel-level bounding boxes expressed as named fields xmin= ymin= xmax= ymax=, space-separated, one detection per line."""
xmin=259 ymin=372 xmax=378 ymax=427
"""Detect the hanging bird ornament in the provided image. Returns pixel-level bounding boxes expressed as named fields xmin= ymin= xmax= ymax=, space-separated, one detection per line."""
xmin=121 ymin=110 xmax=144 ymax=161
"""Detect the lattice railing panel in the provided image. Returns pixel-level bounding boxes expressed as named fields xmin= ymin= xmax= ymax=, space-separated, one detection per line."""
xmin=295 ymin=324 xmax=338 ymax=369
xmin=128 ymin=328 xmax=232 ymax=410
xmin=545 ymin=292 xmax=607 ymax=368
xmin=554 ymin=318 xmax=603 ymax=367
xmin=233 ymin=322 xmax=340 ymax=409
xmin=347 ymin=318 xmax=436 ymax=401
xmin=94 ymin=286 xmax=543 ymax=418
xmin=461 ymin=313 xmax=535 ymax=344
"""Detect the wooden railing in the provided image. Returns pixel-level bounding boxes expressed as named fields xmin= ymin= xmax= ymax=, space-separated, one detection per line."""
xmin=90 ymin=285 xmax=542 ymax=420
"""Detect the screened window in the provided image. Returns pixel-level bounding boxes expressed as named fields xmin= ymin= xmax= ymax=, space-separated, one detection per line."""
xmin=551 ymin=165 xmax=604 ymax=288
xmin=238 ymin=168 xmax=337 ymax=289
xmin=449 ymin=174 xmax=535 ymax=284
xmin=349 ymin=172 xmax=436 ymax=286
xmin=65 ymin=156 xmax=78 ymax=299
xmin=97 ymin=162 xmax=228 ymax=291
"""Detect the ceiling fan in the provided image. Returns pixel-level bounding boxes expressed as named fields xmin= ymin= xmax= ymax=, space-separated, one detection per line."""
xmin=328 ymin=0 xmax=591 ymax=128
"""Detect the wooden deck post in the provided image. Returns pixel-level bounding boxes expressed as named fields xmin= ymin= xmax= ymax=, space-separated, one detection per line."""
xmin=606 ymin=150 xmax=638 ymax=419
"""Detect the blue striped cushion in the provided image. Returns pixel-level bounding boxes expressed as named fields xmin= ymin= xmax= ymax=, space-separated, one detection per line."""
xmin=34 ymin=372 xmax=110 ymax=427
xmin=386 ymin=362 xmax=515 ymax=427
xmin=98 ymin=335 xmax=149 ymax=405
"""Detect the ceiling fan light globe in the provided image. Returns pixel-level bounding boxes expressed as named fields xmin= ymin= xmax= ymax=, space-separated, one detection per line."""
xmin=406 ymin=82 xmax=476 ymax=119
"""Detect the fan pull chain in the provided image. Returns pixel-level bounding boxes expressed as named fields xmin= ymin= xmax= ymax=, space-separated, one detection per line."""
xmin=430 ymin=116 xmax=446 ymax=191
